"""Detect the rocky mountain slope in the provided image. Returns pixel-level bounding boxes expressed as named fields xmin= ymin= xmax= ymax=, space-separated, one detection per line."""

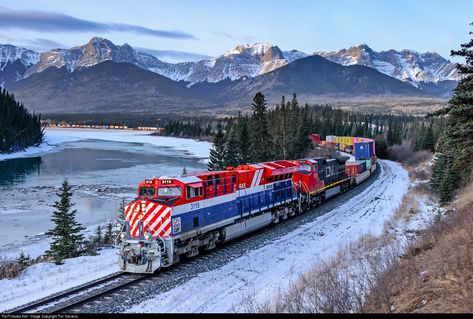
xmin=7 ymin=61 xmax=215 ymax=113
xmin=316 ymin=44 xmax=460 ymax=84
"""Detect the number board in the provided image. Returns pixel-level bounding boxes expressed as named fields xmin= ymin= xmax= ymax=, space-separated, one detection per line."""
xmin=161 ymin=179 xmax=173 ymax=185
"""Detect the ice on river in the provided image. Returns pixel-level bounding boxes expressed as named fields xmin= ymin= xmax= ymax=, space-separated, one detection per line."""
xmin=0 ymin=128 xmax=212 ymax=161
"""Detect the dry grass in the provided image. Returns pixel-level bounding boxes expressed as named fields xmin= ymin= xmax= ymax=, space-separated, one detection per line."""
xmin=363 ymin=186 xmax=473 ymax=313
xmin=0 ymin=259 xmax=23 ymax=279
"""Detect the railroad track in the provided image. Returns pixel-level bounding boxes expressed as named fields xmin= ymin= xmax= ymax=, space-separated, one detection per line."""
xmin=7 ymin=271 xmax=151 ymax=313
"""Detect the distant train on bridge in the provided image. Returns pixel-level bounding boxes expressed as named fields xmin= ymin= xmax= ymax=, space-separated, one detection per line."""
xmin=119 ymin=135 xmax=377 ymax=273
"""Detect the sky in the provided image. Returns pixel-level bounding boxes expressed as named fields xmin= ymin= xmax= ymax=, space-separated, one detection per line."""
xmin=0 ymin=0 xmax=471 ymax=63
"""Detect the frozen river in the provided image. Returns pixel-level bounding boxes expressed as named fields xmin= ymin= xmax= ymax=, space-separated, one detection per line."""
xmin=0 ymin=128 xmax=211 ymax=255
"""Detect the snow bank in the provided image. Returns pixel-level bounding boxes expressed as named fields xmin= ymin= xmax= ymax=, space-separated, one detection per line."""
xmin=0 ymin=248 xmax=118 ymax=312
xmin=0 ymin=128 xmax=212 ymax=161
xmin=128 ymin=160 xmax=410 ymax=313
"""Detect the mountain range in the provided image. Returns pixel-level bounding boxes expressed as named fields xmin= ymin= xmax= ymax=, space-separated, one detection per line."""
xmin=0 ymin=37 xmax=460 ymax=113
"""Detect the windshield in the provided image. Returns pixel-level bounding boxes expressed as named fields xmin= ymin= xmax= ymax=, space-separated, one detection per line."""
xmin=158 ymin=186 xmax=182 ymax=197
xmin=139 ymin=187 xmax=156 ymax=196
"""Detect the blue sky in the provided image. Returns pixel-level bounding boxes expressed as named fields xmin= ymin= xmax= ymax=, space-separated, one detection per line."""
xmin=0 ymin=0 xmax=471 ymax=62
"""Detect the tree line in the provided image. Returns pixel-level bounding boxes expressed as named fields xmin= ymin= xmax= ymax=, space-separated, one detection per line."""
xmin=0 ymin=88 xmax=44 ymax=153
xmin=206 ymin=92 xmax=444 ymax=170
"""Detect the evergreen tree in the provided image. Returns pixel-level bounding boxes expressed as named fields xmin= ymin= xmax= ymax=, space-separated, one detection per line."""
xmin=104 ymin=222 xmax=114 ymax=246
xmin=293 ymin=104 xmax=313 ymax=158
xmin=273 ymin=96 xmax=290 ymax=159
xmin=237 ymin=114 xmax=252 ymax=164
xmin=439 ymin=160 xmax=457 ymax=204
xmin=224 ymin=124 xmax=241 ymax=167
xmin=208 ymin=126 xmax=227 ymax=170
xmin=288 ymin=94 xmax=301 ymax=158
xmin=250 ymin=92 xmax=273 ymax=162
xmin=431 ymin=152 xmax=447 ymax=192
xmin=422 ymin=122 xmax=435 ymax=152
xmin=374 ymin=135 xmax=389 ymax=159
xmin=0 ymin=88 xmax=44 ymax=153
xmin=46 ymin=179 xmax=85 ymax=264
xmin=181 ymin=166 xmax=187 ymax=177
xmin=94 ymin=225 xmax=103 ymax=249
xmin=17 ymin=252 xmax=32 ymax=269
xmin=431 ymin=23 xmax=473 ymax=202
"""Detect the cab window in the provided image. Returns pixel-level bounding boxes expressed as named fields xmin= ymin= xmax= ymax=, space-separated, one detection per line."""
xmin=157 ymin=186 xmax=182 ymax=197
xmin=186 ymin=187 xmax=202 ymax=199
xmin=139 ymin=187 xmax=155 ymax=196
xmin=207 ymin=175 xmax=213 ymax=186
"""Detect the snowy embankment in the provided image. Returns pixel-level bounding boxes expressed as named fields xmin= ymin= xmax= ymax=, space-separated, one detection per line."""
xmin=0 ymin=248 xmax=117 ymax=312
xmin=0 ymin=128 xmax=212 ymax=161
xmin=127 ymin=160 xmax=414 ymax=313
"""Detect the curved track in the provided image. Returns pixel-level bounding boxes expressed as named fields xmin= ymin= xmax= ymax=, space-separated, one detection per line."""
xmin=8 ymin=272 xmax=149 ymax=313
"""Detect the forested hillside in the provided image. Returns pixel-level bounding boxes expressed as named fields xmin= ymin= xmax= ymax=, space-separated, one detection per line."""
xmin=0 ymin=88 xmax=44 ymax=153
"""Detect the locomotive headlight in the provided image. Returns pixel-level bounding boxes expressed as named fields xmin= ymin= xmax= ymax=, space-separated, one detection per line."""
xmin=144 ymin=232 xmax=151 ymax=240
xmin=141 ymin=202 xmax=147 ymax=211
xmin=120 ymin=232 xmax=126 ymax=239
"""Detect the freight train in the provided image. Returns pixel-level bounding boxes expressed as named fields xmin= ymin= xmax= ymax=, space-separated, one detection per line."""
xmin=119 ymin=135 xmax=378 ymax=273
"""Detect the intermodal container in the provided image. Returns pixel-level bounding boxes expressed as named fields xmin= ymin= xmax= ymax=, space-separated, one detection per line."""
xmin=355 ymin=142 xmax=372 ymax=160
xmin=346 ymin=161 xmax=364 ymax=175
xmin=356 ymin=160 xmax=367 ymax=172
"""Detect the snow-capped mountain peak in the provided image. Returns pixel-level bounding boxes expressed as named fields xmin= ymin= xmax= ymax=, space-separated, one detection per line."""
xmin=316 ymin=44 xmax=460 ymax=84
xmin=0 ymin=44 xmax=40 ymax=69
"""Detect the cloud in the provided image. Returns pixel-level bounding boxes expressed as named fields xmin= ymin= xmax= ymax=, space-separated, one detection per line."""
xmin=137 ymin=47 xmax=212 ymax=63
xmin=0 ymin=6 xmax=194 ymax=40
xmin=25 ymin=38 xmax=65 ymax=50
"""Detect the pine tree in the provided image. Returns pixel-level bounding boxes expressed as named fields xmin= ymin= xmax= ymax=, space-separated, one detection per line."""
xmin=224 ymin=124 xmax=241 ymax=167
xmin=237 ymin=114 xmax=251 ymax=164
xmin=439 ymin=161 xmax=457 ymax=204
xmin=103 ymin=222 xmax=114 ymax=246
xmin=181 ymin=166 xmax=187 ymax=177
xmin=17 ymin=252 xmax=32 ymax=269
xmin=422 ymin=122 xmax=435 ymax=152
xmin=374 ymin=135 xmax=389 ymax=159
xmin=208 ymin=126 xmax=226 ymax=171
xmin=250 ymin=92 xmax=272 ymax=162
xmin=288 ymin=94 xmax=300 ymax=158
xmin=94 ymin=225 xmax=103 ymax=249
xmin=293 ymin=104 xmax=313 ymax=158
xmin=431 ymin=23 xmax=473 ymax=202
xmin=431 ymin=152 xmax=447 ymax=192
xmin=273 ymin=96 xmax=290 ymax=159
xmin=46 ymin=179 xmax=85 ymax=264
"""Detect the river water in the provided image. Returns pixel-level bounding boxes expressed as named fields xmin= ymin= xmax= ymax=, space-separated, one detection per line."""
xmin=0 ymin=129 xmax=209 ymax=255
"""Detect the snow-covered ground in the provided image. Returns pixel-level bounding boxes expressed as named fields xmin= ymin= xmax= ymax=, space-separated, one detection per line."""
xmin=126 ymin=160 xmax=415 ymax=313
xmin=0 ymin=248 xmax=118 ymax=312
xmin=0 ymin=128 xmax=212 ymax=161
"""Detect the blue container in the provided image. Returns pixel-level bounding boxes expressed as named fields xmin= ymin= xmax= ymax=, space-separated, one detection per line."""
xmin=355 ymin=142 xmax=371 ymax=160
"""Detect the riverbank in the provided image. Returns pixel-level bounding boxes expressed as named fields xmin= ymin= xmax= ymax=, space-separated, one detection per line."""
xmin=0 ymin=128 xmax=212 ymax=161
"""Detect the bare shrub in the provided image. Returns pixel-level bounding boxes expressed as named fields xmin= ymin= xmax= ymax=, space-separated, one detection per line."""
xmin=0 ymin=253 xmax=45 ymax=279
xmin=388 ymin=141 xmax=432 ymax=166
xmin=0 ymin=259 xmax=23 ymax=279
